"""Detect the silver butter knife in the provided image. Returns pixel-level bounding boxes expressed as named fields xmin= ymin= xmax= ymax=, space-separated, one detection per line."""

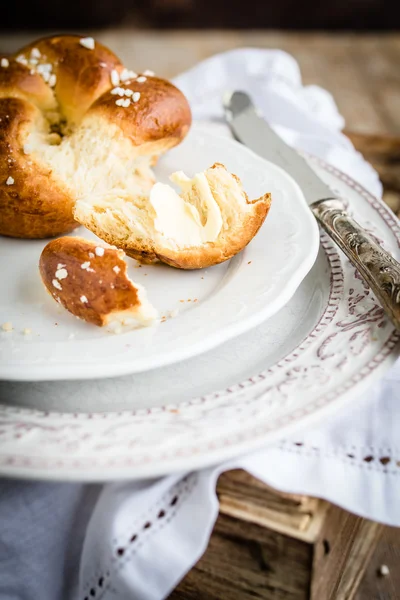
xmin=224 ymin=91 xmax=400 ymax=330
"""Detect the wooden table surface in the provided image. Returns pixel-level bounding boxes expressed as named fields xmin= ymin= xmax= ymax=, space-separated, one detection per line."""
xmin=1 ymin=30 xmax=399 ymax=598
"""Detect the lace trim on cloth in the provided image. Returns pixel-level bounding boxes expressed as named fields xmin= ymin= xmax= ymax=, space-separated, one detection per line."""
xmin=80 ymin=474 xmax=198 ymax=600
xmin=280 ymin=441 xmax=400 ymax=475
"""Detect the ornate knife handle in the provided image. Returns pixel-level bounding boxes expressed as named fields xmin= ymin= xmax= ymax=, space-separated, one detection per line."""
xmin=311 ymin=198 xmax=400 ymax=330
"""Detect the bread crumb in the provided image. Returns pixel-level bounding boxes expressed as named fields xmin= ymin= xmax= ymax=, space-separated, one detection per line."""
xmin=52 ymin=279 xmax=62 ymax=290
xmin=187 ymin=298 xmax=192 ymax=302
xmin=1 ymin=58 xmax=9 ymax=68
xmin=179 ymin=299 xmax=185 ymax=303
xmin=22 ymin=328 xmax=32 ymax=335
xmin=201 ymin=276 xmax=204 ymax=279
xmin=2 ymin=322 xmax=13 ymax=332
xmin=79 ymin=37 xmax=95 ymax=50
xmin=95 ymin=246 xmax=105 ymax=257
xmin=80 ymin=295 xmax=88 ymax=303
xmin=169 ymin=309 xmax=179 ymax=318
xmin=113 ymin=266 xmax=120 ymax=274
xmin=5 ymin=176 xmax=14 ymax=185
xmin=193 ymin=298 xmax=198 ymax=302
xmin=248 ymin=260 xmax=252 ymax=264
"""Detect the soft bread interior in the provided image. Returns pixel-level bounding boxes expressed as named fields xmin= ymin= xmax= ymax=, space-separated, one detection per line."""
xmin=22 ymin=110 xmax=269 ymax=262
xmin=22 ymin=112 xmax=156 ymax=201
xmin=74 ymin=163 xmax=265 ymax=253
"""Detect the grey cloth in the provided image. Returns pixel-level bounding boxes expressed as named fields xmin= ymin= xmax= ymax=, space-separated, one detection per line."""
xmin=0 ymin=482 xmax=101 ymax=600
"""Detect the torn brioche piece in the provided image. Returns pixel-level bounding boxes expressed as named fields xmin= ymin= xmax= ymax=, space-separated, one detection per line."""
xmin=74 ymin=163 xmax=272 ymax=270
xmin=39 ymin=237 xmax=157 ymax=327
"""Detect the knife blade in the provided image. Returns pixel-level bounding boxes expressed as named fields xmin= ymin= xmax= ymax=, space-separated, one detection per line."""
xmin=223 ymin=91 xmax=332 ymax=205
xmin=223 ymin=91 xmax=400 ymax=331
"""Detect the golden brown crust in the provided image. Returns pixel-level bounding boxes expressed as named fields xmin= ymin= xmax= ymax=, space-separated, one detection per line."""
xmin=39 ymin=237 xmax=145 ymax=326
xmin=17 ymin=35 xmax=123 ymax=127
xmin=0 ymin=58 xmax=56 ymax=113
xmin=88 ymin=76 xmax=191 ymax=153
xmin=0 ymin=98 xmax=77 ymax=238
xmin=0 ymin=35 xmax=192 ymax=239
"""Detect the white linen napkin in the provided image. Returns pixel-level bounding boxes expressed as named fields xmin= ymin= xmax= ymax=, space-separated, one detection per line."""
xmin=0 ymin=48 xmax=398 ymax=600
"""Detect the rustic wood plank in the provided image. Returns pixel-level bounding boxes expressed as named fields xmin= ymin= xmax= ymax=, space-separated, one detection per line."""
xmin=170 ymin=471 xmax=385 ymax=600
xmin=346 ymin=129 xmax=400 ymax=216
xmin=218 ymin=471 xmax=315 ymax=512
xmin=219 ymin=495 xmax=314 ymax=535
xmin=218 ymin=470 xmax=321 ymax=538
xmin=333 ymin=520 xmax=383 ymax=600
xmin=383 ymin=191 xmax=400 ymax=215
xmin=170 ymin=490 xmax=383 ymax=600
xmin=169 ymin=513 xmax=312 ymax=600
xmin=311 ymin=506 xmax=383 ymax=600
xmin=355 ymin=526 xmax=400 ymax=600
xmin=344 ymin=131 xmax=400 ymax=161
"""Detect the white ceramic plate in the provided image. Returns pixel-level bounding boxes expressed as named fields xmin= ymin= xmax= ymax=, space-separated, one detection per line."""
xmin=0 ymin=160 xmax=399 ymax=481
xmin=0 ymin=127 xmax=319 ymax=381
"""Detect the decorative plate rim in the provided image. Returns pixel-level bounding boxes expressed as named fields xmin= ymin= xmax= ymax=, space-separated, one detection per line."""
xmin=0 ymin=158 xmax=399 ymax=481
